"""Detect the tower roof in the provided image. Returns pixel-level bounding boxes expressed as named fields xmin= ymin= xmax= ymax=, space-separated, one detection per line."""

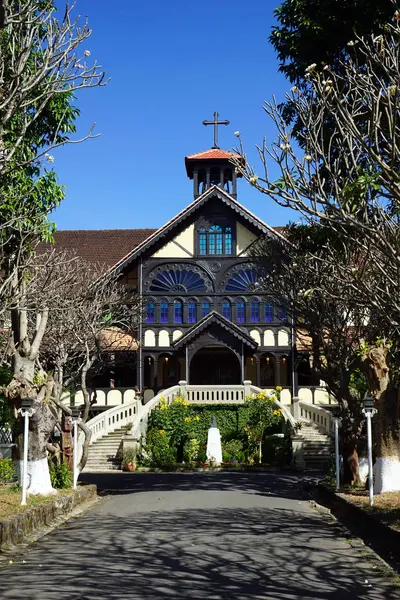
xmin=185 ymin=148 xmax=244 ymax=178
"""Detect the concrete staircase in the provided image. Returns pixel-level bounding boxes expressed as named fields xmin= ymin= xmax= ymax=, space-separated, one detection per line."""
xmin=301 ymin=423 xmax=333 ymax=470
xmin=84 ymin=426 xmax=129 ymax=471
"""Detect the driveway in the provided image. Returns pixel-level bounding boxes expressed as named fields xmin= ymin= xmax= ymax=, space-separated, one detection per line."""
xmin=1 ymin=471 xmax=399 ymax=599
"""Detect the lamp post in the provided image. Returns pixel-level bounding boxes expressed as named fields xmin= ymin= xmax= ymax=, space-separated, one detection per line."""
xmin=362 ymin=396 xmax=377 ymax=506
xmin=70 ymin=407 xmax=81 ymax=489
xmin=18 ymin=398 xmax=35 ymax=506
xmin=332 ymin=415 xmax=342 ymax=491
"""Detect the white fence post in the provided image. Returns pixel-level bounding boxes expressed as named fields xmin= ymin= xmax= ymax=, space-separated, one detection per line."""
xmin=243 ymin=380 xmax=252 ymax=398
xmin=179 ymin=380 xmax=188 ymax=400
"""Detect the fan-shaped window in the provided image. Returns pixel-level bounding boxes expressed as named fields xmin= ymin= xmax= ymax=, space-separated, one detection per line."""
xmin=188 ymin=301 xmax=197 ymax=324
xmin=160 ymin=301 xmax=169 ymax=323
xmin=201 ymin=300 xmax=211 ymax=318
xmin=222 ymin=299 xmax=231 ymax=320
xmin=265 ymin=302 xmax=273 ymax=322
xmin=149 ymin=269 xmax=207 ymax=293
xmin=198 ymin=224 xmax=233 ymax=255
xmin=225 ymin=269 xmax=259 ymax=292
xmin=251 ymin=299 xmax=260 ymax=323
xmin=146 ymin=302 xmax=155 ymax=323
xmin=174 ymin=300 xmax=183 ymax=323
xmin=237 ymin=299 xmax=245 ymax=323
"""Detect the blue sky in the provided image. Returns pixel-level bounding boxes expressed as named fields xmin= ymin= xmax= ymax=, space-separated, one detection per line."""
xmin=53 ymin=0 xmax=298 ymax=230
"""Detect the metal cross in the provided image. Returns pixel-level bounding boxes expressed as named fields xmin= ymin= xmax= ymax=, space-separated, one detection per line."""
xmin=202 ymin=111 xmax=230 ymax=149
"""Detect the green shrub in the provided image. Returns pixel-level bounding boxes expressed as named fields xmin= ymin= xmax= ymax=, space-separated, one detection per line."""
xmin=183 ymin=438 xmax=200 ymax=462
xmin=122 ymin=447 xmax=137 ymax=469
xmin=146 ymin=428 xmax=176 ymax=469
xmin=262 ymin=435 xmax=290 ymax=466
xmin=0 ymin=458 xmax=15 ymax=482
xmin=49 ymin=462 xmax=72 ymax=489
xmin=222 ymin=439 xmax=244 ymax=462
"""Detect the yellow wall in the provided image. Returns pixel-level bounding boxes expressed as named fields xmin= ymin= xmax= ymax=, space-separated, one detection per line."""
xmin=152 ymin=224 xmax=194 ymax=258
xmin=236 ymin=222 xmax=258 ymax=256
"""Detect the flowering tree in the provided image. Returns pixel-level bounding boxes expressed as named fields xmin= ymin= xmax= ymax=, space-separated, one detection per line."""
xmin=244 ymin=390 xmax=282 ymax=463
xmin=234 ymin=12 xmax=400 ymax=492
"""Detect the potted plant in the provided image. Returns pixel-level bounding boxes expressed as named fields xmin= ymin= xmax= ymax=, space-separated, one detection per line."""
xmin=122 ymin=447 xmax=137 ymax=472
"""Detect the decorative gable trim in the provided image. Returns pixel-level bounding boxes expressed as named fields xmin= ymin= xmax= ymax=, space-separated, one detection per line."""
xmin=172 ymin=310 xmax=258 ymax=350
xmin=106 ymin=186 xmax=286 ymax=277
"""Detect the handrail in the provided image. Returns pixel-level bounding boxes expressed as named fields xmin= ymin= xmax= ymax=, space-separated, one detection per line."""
xmin=298 ymin=400 xmax=333 ymax=433
xmin=248 ymin=384 xmax=297 ymax=428
xmin=131 ymin=385 xmax=181 ymax=440
xmin=85 ymin=398 xmax=142 ymax=445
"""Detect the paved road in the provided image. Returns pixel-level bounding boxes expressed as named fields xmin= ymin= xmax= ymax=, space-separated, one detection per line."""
xmin=1 ymin=472 xmax=400 ymax=599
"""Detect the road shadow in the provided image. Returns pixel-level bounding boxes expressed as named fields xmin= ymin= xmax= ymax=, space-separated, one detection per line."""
xmin=1 ymin=499 xmax=398 ymax=599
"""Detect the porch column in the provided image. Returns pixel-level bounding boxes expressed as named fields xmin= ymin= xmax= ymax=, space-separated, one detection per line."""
xmin=185 ymin=346 xmax=189 ymax=384
xmin=275 ymin=357 xmax=282 ymax=386
xmin=232 ymin=171 xmax=237 ymax=197
xmin=153 ymin=355 xmax=158 ymax=390
xmin=256 ymin=356 xmax=261 ymax=387
xmin=241 ymin=342 xmax=245 ymax=382
xmin=206 ymin=168 xmax=211 ymax=189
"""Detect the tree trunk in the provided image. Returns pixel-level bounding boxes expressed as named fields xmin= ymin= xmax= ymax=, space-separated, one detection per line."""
xmin=341 ymin=440 xmax=360 ymax=485
xmin=363 ymin=346 xmax=400 ymax=493
xmin=259 ymin=440 xmax=262 ymax=464
xmin=14 ymin=394 xmax=58 ymax=495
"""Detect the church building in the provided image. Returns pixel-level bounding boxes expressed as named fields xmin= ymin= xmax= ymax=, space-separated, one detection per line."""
xmin=54 ymin=116 xmax=314 ymax=405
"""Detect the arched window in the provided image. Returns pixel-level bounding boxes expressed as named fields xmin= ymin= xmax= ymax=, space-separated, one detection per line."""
xmin=265 ymin=302 xmax=273 ymax=322
xmin=149 ymin=268 xmax=207 ymax=293
xmin=225 ymin=268 xmax=259 ymax=292
xmin=236 ymin=299 xmax=245 ymax=323
xmin=201 ymin=300 xmax=211 ymax=318
xmin=160 ymin=300 xmax=169 ymax=323
xmin=188 ymin=300 xmax=197 ymax=324
xmin=146 ymin=302 xmax=155 ymax=323
xmin=174 ymin=300 xmax=183 ymax=324
xmin=250 ymin=299 xmax=260 ymax=323
xmin=279 ymin=304 xmax=287 ymax=321
xmin=198 ymin=223 xmax=233 ymax=255
xmin=222 ymin=299 xmax=231 ymax=320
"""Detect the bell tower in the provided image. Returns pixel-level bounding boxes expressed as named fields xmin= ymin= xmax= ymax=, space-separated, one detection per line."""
xmin=185 ymin=112 xmax=242 ymax=199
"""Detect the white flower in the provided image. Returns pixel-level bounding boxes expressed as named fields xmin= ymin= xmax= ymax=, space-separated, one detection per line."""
xmin=347 ymin=40 xmax=356 ymax=47
xmin=323 ymin=64 xmax=330 ymax=71
xmin=45 ymin=153 xmax=55 ymax=163
xmin=280 ymin=143 xmax=290 ymax=151
xmin=305 ymin=63 xmax=317 ymax=74
xmin=234 ymin=131 xmax=240 ymax=137
xmin=304 ymin=155 xmax=312 ymax=161
xmin=249 ymin=175 xmax=258 ymax=185
xmin=84 ymin=50 xmax=91 ymax=57
xmin=291 ymin=85 xmax=299 ymax=93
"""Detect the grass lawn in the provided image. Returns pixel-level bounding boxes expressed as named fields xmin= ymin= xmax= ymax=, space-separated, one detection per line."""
xmin=0 ymin=484 xmax=75 ymax=521
xmin=343 ymin=489 xmax=400 ymax=531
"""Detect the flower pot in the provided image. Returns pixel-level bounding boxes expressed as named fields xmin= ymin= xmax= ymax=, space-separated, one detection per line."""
xmin=125 ymin=462 xmax=136 ymax=472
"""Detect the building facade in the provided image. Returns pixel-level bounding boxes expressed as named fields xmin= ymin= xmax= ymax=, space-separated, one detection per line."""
xmin=100 ymin=146 xmax=300 ymax=402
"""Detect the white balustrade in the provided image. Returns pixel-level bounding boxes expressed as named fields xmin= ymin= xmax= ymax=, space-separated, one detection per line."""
xmin=298 ymin=400 xmax=332 ymax=433
xmin=185 ymin=385 xmax=245 ymax=404
xmin=85 ymin=398 xmax=142 ymax=446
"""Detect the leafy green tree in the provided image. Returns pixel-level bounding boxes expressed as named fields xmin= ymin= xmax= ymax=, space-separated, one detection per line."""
xmin=244 ymin=392 xmax=281 ymax=463
xmin=0 ymin=1 xmax=106 ymax=495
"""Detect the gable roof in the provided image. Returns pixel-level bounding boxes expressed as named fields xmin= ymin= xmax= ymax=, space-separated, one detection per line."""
xmin=172 ymin=311 xmax=258 ymax=350
xmin=51 ymin=229 xmax=156 ymax=268
xmin=185 ymin=148 xmax=236 ymax=160
xmin=107 ymin=186 xmax=287 ymax=276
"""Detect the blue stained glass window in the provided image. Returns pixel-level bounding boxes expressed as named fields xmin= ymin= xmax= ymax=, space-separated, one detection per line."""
xmin=174 ymin=300 xmax=183 ymax=323
xmin=279 ymin=304 xmax=287 ymax=321
xmin=150 ymin=269 xmax=207 ymax=293
xmin=226 ymin=269 xmax=259 ymax=292
xmin=201 ymin=301 xmax=210 ymax=318
xmin=199 ymin=228 xmax=207 ymax=255
xmin=251 ymin=300 xmax=260 ymax=323
xmin=237 ymin=300 xmax=245 ymax=323
xmin=222 ymin=300 xmax=231 ymax=320
xmin=146 ymin=302 xmax=155 ymax=323
xmin=225 ymin=233 xmax=233 ymax=255
xmin=160 ymin=302 xmax=169 ymax=323
xmin=188 ymin=302 xmax=197 ymax=323
xmin=265 ymin=302 xmax=273 ymax=322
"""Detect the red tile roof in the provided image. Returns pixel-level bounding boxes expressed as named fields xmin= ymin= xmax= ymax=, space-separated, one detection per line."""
xmin=50 ymin=229 xmax=156 ymax=268
xmin=185 ymin=148 xmax=239 ymax=160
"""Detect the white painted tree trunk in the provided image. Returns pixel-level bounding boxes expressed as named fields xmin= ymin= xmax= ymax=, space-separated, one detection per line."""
xmin=374 ymin=457 xmax=400 ymax=494
xmin=16 ymin=457 xmax=56 ymax=496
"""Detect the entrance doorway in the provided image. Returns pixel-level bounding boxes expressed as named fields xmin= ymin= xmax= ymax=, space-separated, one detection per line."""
xmin=190 ymin=346 xmax=241 ymax=385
